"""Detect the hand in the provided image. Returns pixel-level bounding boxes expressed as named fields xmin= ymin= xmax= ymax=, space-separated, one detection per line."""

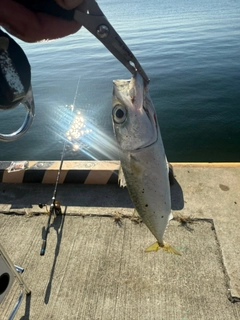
xmin=0 ymin=0 xmax=85 ymax=42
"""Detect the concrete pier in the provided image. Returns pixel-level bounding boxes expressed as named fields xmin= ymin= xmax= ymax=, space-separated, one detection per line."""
xmin=0 ymin=162 xmax=240 ymax=319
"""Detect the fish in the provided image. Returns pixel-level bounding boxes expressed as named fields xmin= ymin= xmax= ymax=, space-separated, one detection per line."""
xmin=112 ymin=72 xmax=180 ymax=255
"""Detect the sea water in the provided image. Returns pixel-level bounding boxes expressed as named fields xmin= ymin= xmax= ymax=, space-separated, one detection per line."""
xmin=0 ymin=0 xmax=239 ymax=161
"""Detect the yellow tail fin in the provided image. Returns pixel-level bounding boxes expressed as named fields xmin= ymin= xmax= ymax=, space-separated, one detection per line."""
xmin=145 ymin=241 xmax=181 ymax=255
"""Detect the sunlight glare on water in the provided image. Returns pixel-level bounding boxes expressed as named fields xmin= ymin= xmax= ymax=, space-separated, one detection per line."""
xmin=65 ymin=109 xmax=92 ymax=151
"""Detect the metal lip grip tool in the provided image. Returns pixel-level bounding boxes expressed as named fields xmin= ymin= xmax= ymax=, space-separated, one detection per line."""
xmin=0 ymin=29 xmax=35 ymax=142
xmin=14 ymin=0 xmax=149 ymax=84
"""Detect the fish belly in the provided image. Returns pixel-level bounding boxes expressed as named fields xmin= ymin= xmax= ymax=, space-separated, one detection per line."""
xmin=120 ymin=139 xmax=171 ymax=244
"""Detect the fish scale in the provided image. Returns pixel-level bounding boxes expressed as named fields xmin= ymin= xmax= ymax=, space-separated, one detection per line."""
xmin=120 ymin=140 xmax=170 ymax=243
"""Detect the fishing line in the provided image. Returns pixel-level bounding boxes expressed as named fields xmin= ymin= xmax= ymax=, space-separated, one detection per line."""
xmin=39 ymin=77 xmax=81 ymax=256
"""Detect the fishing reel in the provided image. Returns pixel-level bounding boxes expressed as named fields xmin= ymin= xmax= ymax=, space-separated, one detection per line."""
xmin=38 ymin=201 xmax=62 ymax=216
xmin=0 ymin=29 xmax=35 ymax=142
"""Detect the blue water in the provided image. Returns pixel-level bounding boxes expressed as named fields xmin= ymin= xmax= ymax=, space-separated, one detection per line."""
xmin=1 ymin=0 xmax=240 ymax=161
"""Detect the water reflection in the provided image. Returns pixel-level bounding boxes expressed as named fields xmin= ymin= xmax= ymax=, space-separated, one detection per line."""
xmin=52 ymin=104 xmax=118 ymax=161
xmin=66 ymin=108 xmax=92 ymax=151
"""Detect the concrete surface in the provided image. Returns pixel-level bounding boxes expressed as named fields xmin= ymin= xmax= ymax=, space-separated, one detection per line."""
xmin=0 ymin=163 xmax=240 ymax=319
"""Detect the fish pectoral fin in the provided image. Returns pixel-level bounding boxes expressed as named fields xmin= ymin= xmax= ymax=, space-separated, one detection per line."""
xmin=133 ymin=208 xmax=140 ymax=217
xmin=118 ymin=165 xmax=127 ymax=188
xmin=168 ymin=212 xmax=173 ymax=221
xmin=145 ymin=241 xmax=181 ymax=255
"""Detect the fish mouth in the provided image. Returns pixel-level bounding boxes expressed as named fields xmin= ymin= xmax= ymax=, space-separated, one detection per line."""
xmin=131 ymin=72 xmax=158 ymax=150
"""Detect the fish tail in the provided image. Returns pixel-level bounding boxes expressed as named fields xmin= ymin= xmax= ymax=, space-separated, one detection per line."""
xmin=145 ymin=241 xmax=181 ymax=255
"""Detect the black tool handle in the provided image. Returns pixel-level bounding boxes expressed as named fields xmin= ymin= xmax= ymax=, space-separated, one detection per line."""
xmin=40 ymin=240 xmax=46 ymax=256
xmin=15 ymin=0 xmax=75 ymax=20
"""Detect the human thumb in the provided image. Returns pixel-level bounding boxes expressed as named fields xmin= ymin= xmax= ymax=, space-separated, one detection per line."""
xmin=55 ymin=0 xmax=85 ymax=10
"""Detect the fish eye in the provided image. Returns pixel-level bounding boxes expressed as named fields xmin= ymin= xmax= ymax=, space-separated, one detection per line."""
xmin=112 ymin=105 xmax=127 ymax=124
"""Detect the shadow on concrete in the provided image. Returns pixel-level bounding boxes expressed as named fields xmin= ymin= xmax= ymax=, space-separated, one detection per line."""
xmin=19 ymin=292 xmax=31 ymax=320
xmin=0 ymin=183 xmax=133 ymax=208
xmin=170 ymin=176 xmax=184 ymax=211
xmin=1 ymin=181 xmax=183 ymax=210
xmin=56 ymin=185 xmax=133 ymax=208
xmin=43 ymin=207 xmax=66 ymax=304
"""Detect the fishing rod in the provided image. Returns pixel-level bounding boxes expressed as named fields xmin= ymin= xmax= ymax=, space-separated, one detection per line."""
xmin=39 ymin=78 xmax=81 ymax=256
xmin=39 ymin=142 xmax=65 ymax=256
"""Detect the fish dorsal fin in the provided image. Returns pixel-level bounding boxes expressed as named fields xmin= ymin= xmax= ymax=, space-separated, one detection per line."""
xmin=118 ymin=165 xmax=127 ymax=188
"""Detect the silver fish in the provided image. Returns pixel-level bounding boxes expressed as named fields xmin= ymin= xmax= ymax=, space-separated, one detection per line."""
xmin=112 ymin=72 xmax=180 ymax=255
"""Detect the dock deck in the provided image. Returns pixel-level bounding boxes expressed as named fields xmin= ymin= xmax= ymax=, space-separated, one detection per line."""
xmin=0 ymin=162 xmax=240 ymax=319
